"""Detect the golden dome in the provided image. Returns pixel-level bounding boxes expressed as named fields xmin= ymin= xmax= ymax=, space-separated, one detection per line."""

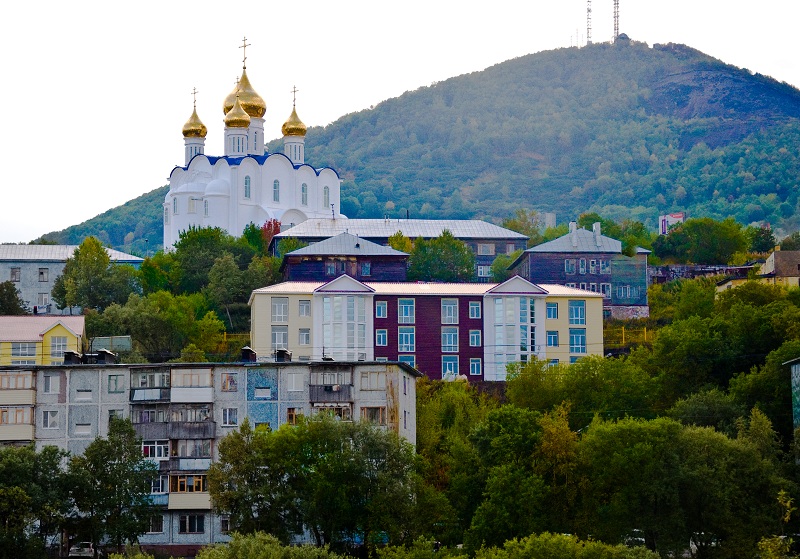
xmin=223 ymin=68 xmax=266 ymax=118
xmin=281 ymin=106 xmax=307 ymax=137
xmin=182 ymin=107 xmax=208 ymax=138
xmin=224 ymin=96 xmax=251 ymax=128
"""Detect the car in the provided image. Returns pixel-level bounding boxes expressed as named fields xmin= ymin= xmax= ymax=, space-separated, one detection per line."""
xmin=68 ymin=541 xmax=98 ymax=558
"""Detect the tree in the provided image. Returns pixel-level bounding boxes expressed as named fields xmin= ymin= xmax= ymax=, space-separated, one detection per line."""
xmin=172 ymin=226 xmax=255 ymax=294
xmin=0 ymin=444 xmax=71 ymax=557
xmin=0 ymin=281 xmax=27 ymax=314
xmin=502 ymin=209 xmax=543 ymax=248
xmin=275 ymin=237 xmax=308 ymax=257
xmin=747 ymin=225 xmax=777 ymax=254
xmin=652 ymin=217 xmax=747 ymax=264
xmin=387 ymin=231 xmax=414 ymax=254
xmin=209 ymin=416 xmax=419 ymax=549
xmin=68 ymin=418 xmax=157 ymax=556
xmin=490 ymin=250 xmax=522 ymax=282
xmin=197 ymin=532 xmax=345 ymax=559
xmin=206 ymin=253 xmax=245 ymax=328
xmin=780 ymin=231 xmax=800 ymax=251
xmin=407 ymin=230 xmax=475 ymax=282
xmin=52 ymin=236 xmax=140 ymax=311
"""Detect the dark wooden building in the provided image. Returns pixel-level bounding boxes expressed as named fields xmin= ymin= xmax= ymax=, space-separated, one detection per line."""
xmin=281 ymin=232 xmax=409 ymax=282
xmin=509 ymin=222 xmax=650 ymax=319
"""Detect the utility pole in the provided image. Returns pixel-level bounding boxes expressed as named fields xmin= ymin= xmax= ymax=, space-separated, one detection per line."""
xmin=613 ymin=0 xmax=619 ymax=40
xmin=587 ymin=0 xmax=592 ymax=45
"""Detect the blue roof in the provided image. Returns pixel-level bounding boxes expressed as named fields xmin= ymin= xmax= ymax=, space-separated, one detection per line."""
xmin=171 ymin=153 xmax=340 ymax=178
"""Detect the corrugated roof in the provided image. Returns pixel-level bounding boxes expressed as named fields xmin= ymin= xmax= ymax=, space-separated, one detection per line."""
xmin=0 ymin=316 xmax=85 ymax=342
xmin=250 ymin=278 xmax=603 ymax=298
xmin=288 ymin=233 xmax=408 ymax=257
xmin=528 ymin=228 xmax=623 ymax=253
xmin=275 ymin=219 xmax=528 ymax=241
xmin=0 ymin=245 xmax=143 ymax=263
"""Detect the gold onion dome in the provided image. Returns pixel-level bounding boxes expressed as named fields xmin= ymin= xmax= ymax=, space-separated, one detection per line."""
xmin=224 ymin=96 xmax=251 ymax=128
xmin=182 ymin=107 xmax=208 ymax=138
xmin=223 ymin=69 xmax=266 ymax=118
xmin=281 ymin=106 xmax=307 ymax=137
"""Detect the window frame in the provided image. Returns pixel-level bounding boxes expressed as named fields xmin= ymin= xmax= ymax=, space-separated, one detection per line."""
xmin=375 ymin=301 xmax=387 ymax=318
xmin=398 ymin=299 xmax=415 ymax=324
xmin=468 ymin=301 xmax=481 ymax=319
xmin=441 ymin=327 xmax=458 ymax=352
xmin=469 ymin=329 xmax=481 ymax=347
xmin=375 ymin=329 xmax=387 ymax=347
xmin=398 ymin=326 xmax=415 ymax=352
xmin=568 ymin=300 xmax=586 ymax=325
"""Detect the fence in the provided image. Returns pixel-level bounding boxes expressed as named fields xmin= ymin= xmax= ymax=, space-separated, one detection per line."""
xmin=604 ymin=326 xmax=653 ymax=349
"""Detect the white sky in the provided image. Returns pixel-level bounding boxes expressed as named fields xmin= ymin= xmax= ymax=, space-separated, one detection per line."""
xmin=1 ymin=0 xmax=799 ymax=242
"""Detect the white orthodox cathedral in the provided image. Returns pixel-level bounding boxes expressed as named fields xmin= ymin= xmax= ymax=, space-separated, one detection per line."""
xmin=164 ymin=51 xmax=344 ymax=249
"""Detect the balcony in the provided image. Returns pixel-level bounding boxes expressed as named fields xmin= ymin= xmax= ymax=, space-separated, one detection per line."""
xmin=0 ymin=424 xmax=34 ymax=441
xmin=168 ymin=457 xmax=212 ymax=471
xmin=133 ymin=422 xmax=168 ymax=440
xmin=168 ymin=492 xmax=211 ymax=510
xmin=0 ymin=390 xmax=35 ymax=406
xmin=309 ymin=384 xmax=353 ymax=403
xmin=130 ymin=388 xmax=170 ymax=402
xmin=167 ymin=421 xmax=216 ymax=439
xmin=148 ymin=493 xmax=169 ymax=506
xmin=171 ymin=387 xmax=213 ymax=403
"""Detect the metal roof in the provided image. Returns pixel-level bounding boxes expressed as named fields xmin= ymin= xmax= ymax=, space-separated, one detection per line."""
xmin=250 ymin=278 xmax=603 ymax=298
xmin=0 ymin=245 xmax=143 ymax=263
xmin=0 ymin=316 xmax=85 ymax=342
xmin=287 ymin=233 xmax=407 ymax=257
xmin=275 ymin=219 xmax=528 ymax=241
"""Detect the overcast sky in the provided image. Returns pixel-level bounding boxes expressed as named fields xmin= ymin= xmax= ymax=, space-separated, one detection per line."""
xmin=1 ymin=0 xmax=798 ymax=243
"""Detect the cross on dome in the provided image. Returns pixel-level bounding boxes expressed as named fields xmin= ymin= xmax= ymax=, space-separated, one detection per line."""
xmin=240 ymin=37 xmax=250 ymax=68
xmin=191 ymin=87 xmax=199 ymax=108
xmin=291 ymin=85 xmax=299 ymax=107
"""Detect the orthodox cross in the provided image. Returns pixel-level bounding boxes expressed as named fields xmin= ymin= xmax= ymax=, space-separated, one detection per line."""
xmin=191 ymin=87 xmax=198 ymax=108
xmin=291 ymin=85 xmax=299 ymax=107
xmin=240 ymin=37 xmax=250 ymax=68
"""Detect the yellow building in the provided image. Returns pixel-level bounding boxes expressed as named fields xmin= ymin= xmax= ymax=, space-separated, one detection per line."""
xmin=0 ymin=316 xmax=84 ymax=366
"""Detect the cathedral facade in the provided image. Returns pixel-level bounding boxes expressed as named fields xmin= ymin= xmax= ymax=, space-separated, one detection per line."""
xmin=164 ymin=58 xmax=343 ymax=249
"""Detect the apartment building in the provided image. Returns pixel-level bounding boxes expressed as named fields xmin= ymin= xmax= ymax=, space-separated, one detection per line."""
xmin=0 ymin=360 xmax=418 ymax=557
xmin=250 ymin=276 xmax=605 ymax=381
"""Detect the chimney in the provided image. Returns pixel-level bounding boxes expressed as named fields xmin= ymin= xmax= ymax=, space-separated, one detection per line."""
xmin=593 ymin=222 xmax=602 ymax=247
xmin=569 ymin=221 xmax=578 ymax=247
xmin=241 ymin=346 xmax=257 ymax=362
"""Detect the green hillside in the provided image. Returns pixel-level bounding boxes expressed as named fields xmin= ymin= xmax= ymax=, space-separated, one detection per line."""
xmin=38 ymin=185 xmax=167 ymax=255
xmin=290 ymin=39 xmax=800 ymax=232
xmin=46 ymin=39 xmax=800 ymax=251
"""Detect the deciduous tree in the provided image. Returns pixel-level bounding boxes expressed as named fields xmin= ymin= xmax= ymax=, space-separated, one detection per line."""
xmin=0 ymin=281 xmax=27 ymax=315
xmin=69 ymin=418 xmax=157 ymax=555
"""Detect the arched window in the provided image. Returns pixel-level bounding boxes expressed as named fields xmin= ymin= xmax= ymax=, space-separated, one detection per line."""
xmin=301 ymin=183 xmax=308 ymax=206
xmin=173 ymin=198 xmax=178 ymax=215
xmin=273 ymin=180 xmax=280 ymax=202
xmin=164 ymin=207 xmax=170 ymax=225
xmin=204 ymin=200 xmax=209 ymax=216
xmin=244 ymin=176 xmax=251 ymax=199
xmin=323 ymin=186 xmax=330 ymax=208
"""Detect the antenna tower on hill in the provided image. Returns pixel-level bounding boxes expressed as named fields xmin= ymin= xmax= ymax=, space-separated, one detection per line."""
xmin=586 ymin=0 xmax=592 ymax=45
xmin=613 ymin=0 xmax=619 ymax=40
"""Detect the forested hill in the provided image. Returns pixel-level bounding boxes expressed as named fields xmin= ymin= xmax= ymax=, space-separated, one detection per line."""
xmin=292 ymin=39 xmax=800 ymax=232
xmin=38 ymin=185 xmax=167 ymax=255
xmin=42 ymin=39 xmax=800 ymax=251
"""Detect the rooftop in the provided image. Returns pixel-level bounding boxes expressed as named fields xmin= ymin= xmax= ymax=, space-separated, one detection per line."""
xmin=274 ymin=219 xmax=528 ymax=241
xmin=0 ymin=245 xmax=143 ymax=263
xmin=0 ymin=316 xmax=85 ymax=342
xmin=251 ymin=277 xmax=604 ymax=298
xmin=286 ymin=232 xmax=407 ymax=257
